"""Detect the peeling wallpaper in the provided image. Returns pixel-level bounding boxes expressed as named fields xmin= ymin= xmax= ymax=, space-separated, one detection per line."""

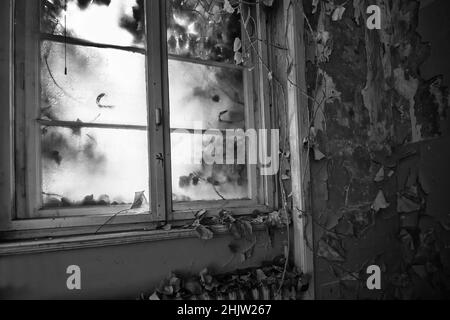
xmin=305 ymin=0 xmax=450 ymax=299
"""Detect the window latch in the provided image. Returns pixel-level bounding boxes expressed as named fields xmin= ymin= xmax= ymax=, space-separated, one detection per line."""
xmin=155 ymin=108 xmax=162 ymax=126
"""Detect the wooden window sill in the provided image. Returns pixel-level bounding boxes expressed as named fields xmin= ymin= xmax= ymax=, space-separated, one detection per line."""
xmin=0 ymin=223 xmax=270 ymax=257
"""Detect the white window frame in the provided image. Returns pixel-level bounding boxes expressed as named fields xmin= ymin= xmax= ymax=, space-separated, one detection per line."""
xmin=1 ymin=0 xmax=278 ymax=240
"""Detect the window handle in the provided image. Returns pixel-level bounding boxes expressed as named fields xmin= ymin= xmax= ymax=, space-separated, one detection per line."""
xmin=155 ymin=108 xmax=162 ymax=126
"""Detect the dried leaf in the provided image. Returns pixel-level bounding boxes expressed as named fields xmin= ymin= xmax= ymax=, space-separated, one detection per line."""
xmin=130 ymin=191 xmax=148 ymax=209
xmin=96 ymin=93 xmax=114 ymax=109
xmin=184 ymin=279 xmax=203 ymax=295
xmin=195 ymin=209 xmax=208 ymax=220
xmin=195 ymin=225 xmax=214 ymax=240
xmin=256 ymin=269 xmax=267 ymax=282
xmin=149 ymin=292 xmax=160 ymax=300
xmin=242 ymin=220 xmax=254 ymax=241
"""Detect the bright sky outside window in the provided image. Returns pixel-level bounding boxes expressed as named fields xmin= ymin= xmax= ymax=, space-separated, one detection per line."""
xmin=167 ymin=0 xmax=250 ymax=202
xmin=40 ymin=0 xmax=149 ymax=209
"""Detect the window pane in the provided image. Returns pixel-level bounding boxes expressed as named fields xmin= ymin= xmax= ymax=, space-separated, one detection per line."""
xmin=41 ymin=0 xmax=145 ymax=48
xmin=41 ymin=126 xmax=149 ymax=210
xmin=168 ymin=59 xmax=249 ymax=202
xmin=40 ymin=40 xmax=147 ymax=126
xmin=171 ymin=132 xmax=249 ymax=202
xmin=169 ymin=60 xmax=245 ymax=130
xmin=167 ymin=0 xmax=241 ymax=63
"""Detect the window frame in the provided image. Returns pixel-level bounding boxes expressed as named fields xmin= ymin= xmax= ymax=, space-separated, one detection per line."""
xmin=2 ymin=0 xmax=277 ymax=240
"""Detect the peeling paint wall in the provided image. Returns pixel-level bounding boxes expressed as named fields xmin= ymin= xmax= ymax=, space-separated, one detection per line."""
xmin=305 ymin=0 xmax=450 ymax=299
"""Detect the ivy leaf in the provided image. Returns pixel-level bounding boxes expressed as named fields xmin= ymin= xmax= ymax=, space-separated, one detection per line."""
xmin=234 ymin=51 xmax=243 ymax=65
xmin=233 ymin=37 xmax=242 ymax=52
xmin=223 ymin=0 xmax=234 ymax=14
xmin=332 ymin=6 xmax=346 ymax=21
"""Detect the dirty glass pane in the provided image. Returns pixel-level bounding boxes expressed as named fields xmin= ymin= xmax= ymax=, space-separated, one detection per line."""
xmin=167 ymin=0 xmax=241 ymax=63
xmin=171 ymin=132 xmax=249 ymax=202
xmin=41 ymin=126 xmax=149 ymax=209
xmin=168 ymin=59 xmax=249 ymax=201
xmin=40 ymin=41 xmax=147 ymax=126
xmin=168 ymin=60 xmax=245 ymax=130
xmin=41 ymin=0 xmax=145 ymax=48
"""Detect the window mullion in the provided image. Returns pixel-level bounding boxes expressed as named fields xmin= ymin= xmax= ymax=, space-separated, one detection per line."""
xmin=145 ymin=0 xmax=171 ymax=221
xmin=23 ymin=0 xmax=42 ymax=218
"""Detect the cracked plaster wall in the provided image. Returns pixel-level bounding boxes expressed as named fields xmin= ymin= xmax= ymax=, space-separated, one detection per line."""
xmin=304 ymin=0 xmax=450 ymax=299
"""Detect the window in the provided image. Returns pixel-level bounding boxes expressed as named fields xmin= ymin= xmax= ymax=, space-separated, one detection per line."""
xmin=8 ymin=0 xmax=277 ymax=237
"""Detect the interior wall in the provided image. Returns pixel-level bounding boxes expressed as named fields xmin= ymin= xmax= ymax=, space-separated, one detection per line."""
xmin=418 ymin=0 xmax=450 ymax=87
xmin=304 ymin=0 xmax=450 ymax=299
xmin=0 ymin=231 xmax=285 ymax=300
xmin=0 ymin=1 xmax=287 ymax=300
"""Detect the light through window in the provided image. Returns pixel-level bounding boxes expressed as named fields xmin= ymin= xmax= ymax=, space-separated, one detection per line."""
xmin=40 ymin=0 xmax=149 ymax=209
xmin=167 ymin=0 xmax=250 ymax=202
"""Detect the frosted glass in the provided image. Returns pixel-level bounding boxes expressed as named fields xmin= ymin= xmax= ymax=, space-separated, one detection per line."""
xmin=168 ymin=60 xmax=245 ymax=130
xmin=40 ymin=41 xmax=147 ymax=125
xmin=171 ymin=132 xmax=249 ymax=202
xmin=168 ymin=60 xmax=248 ymax=201
xmin=41 ymin=0 xmax=145 ymax=48
xmin=41 ymin=126 xmax=149 ymax=208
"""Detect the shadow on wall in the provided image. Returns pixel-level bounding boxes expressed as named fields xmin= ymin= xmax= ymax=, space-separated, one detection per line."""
xmin=419 ymin=0 xmax=450 ymax=87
